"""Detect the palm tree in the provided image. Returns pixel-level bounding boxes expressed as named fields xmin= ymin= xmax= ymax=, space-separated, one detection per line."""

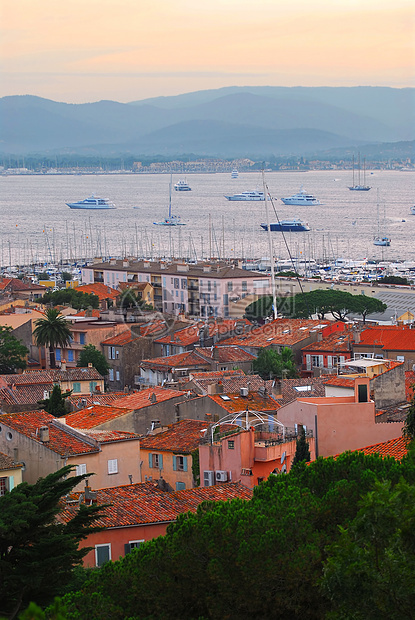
xmin=33 ymin=308 xmax=73 ymax=369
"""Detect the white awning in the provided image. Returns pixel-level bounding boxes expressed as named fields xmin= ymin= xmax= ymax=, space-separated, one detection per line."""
xmin=342 ymin=359 xmax=384 ymax=368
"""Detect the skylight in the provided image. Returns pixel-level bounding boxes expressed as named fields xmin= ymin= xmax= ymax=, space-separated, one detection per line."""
xmin=220 ymin=395 xmax=232 ymax=401
xmin=293 ymin=385 xmax=312 ymax=392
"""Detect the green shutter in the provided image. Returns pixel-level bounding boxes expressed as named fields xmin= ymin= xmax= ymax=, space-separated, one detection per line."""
xmin=183 ymin=456 xmax=188 ymax=472
xmin=172 ymin=456 xmax=177 ymax=471
xmin=159 ymin=454 xmax=163 ymax=470
xmin=149 ymin=453 xmax=153 ymax=468
xmin=9 ymin=476 xmax=14 ymax=490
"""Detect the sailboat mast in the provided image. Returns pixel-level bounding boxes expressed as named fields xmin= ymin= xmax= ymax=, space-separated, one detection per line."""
xmin=169 ymin=175 xmax=172 ymax=218
xmin=262 ymin=170 xmax=277 ymax=320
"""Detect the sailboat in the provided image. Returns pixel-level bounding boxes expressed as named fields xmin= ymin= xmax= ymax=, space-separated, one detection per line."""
xmin=153 ymin=175 xmax=186 ymax=226
xmin=373 ymin=190 xmax=390 ymax=246
xmin=348 ymin=154 xmax=371 ymax=191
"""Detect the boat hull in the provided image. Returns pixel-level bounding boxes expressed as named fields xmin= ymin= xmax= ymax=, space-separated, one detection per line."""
xmin=225 ymin=194 xmax=265 ymax=201
xmin=261 ymin=221 xmax=310 ymax=232
xmin=281 ymin=198 xmax=320 ymax=205
xmin=348 ymin=186 xmax=371 ymax=191
xmin=67 ymin=204 xmax=115 ymax=209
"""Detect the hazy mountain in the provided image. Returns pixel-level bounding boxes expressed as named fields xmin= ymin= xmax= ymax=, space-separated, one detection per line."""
xmin=0 ymin=86 xmax=413 ymax=157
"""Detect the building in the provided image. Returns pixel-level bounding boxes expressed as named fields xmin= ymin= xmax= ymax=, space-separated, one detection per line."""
xmin=301 ymin=325 xmax=353 ymax=375
xmin=276 ymin=377 xmax=403 ymax=458
xmin=352 ymin=325 xmax=415 ymax=371
xmin=140 ymin=419 xmax=212 ymax=489
xmin=59 ymin=481 xmax=252 ymax=567
xmin=0 ymin=451 xmax=23 ymax=495
xmin=0 ymin=410 xmax=141 ymax=490
xmin=81 ymin=259 xmax=272 ymax=318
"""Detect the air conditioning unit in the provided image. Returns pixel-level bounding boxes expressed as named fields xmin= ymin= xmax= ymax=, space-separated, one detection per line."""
xmin=240 ymin=387 xmax=248 ymax=397
xmin=215 ymin=470 xmax=228 ymax=482
xmin=204 ymin=470 xmax=215 ymax=487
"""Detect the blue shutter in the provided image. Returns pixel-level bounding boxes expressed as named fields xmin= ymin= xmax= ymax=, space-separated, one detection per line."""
xmin=176 ymin=481 xmax=186 ymax=491
xmin=172 ymin=456 xmax=177 ymax=471
xmin=183 ymin=456 xmax=188 ymax=472
xmin=159 ymin=454 xmax=163 ymax=470
xmin=149 ymin=453 xmax=153 ymax=468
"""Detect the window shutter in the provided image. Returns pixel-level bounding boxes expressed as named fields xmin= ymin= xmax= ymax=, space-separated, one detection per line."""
xmin=340 ymin=355 xmax=346 ymax=365
xmin=124 ymin=543 xmax=131 ymax=555
xmin=159 ymin=454 xmax=163 ymax=470
xmin=327 ymin=355 xmax=333 ymax=368
xmin=183 ymin=456 xmax=188 ymax=472
xmin=149 ymin=453 xmax=153 ymax=468
xmin=9 ymin=476 xmax=14 ymax=491
xmin=319 ymin=355 xmax=324 ymax=368
xmin=306 ymin=354 xmax=311 ymax=370
xmin=173 ymin=456 xmax=177 ymax=471
xmin=108 ymin=459 xmax=118 ymax=474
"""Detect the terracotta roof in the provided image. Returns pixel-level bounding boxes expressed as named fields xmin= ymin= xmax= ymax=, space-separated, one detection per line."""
xmin=65 ymin=405 xmax=135 ymax=430
xmin=302 ymin=330 xmax=353 ymax=353
xmin=0 ymin=278 xmax=46 ymax=292
xmin=7 ymin=367 xmax=103 ymax=383
xmin=140 ymin=350 xmax=210 ymax=371
xmin=76 ymin=429 xmax=140 ymax=443
xmin=358 ymin=326 xmax=415 ymax=352
xmin=72 ymin=309 xmax=101 ymax=318
xmin=101 ymin=330 xmax=139 ymax=346
xmin=76 ymin=283 xmax=119 ymax=301
xmin=0 ymin=411 xmax=99 ymax=456
xmin=405 ymin=371 xmax=415 ymax=402
xmin=0 ymin=451 xmax=23 ymax=471
xmin=220 ymin=318 xmax=329 ymax=348
xmin=208 ymin=392 xmax=280 ymax=413
xmin=59 ymin=481 xmax=252 ymax=528
xmin=355 ymin=436 xmax=409 ymax=460
xmin=67 ymin=392 xmax=128 ymax=408
xmin=195 ymin=346 xmax=256 ymax=363
xmin=323 ymin=376 xmax=355 ymax=388
xmin=140 ymin=419 xmax=210 ymax=453
xmin=111 ymin=387 xmax=188 ymax=410
xmin=187 ymin=371 xmax=271 ymax=396
xmin=155 ymin=319 xmax=251 ymax=347
xmin=276 ymin=377 xmax=327 ymax=406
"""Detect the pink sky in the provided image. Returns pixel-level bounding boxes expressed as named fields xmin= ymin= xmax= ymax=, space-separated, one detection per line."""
xmin=1 ymin=0 xmax=414 ymax=103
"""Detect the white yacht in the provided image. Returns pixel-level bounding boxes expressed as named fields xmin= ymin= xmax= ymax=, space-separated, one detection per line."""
xmin=154 ymin=175 xmax=186 ymax=226
xmin=225 ymin=190 xmax=265 ymax=201
xmin=66 ymin=195 xmax=116 ymax=209
xmin=281 ymin=186 xmax=321 ymax=206
xmin=410 ymin=206 xmax=415 ymax=215
xmin=373 ymin=236 xmax=391 ymax=247
xmin=231 ymin=168 xmax=239 ymax=178
xmin=174 ymin=179 xmax=191 ymax=191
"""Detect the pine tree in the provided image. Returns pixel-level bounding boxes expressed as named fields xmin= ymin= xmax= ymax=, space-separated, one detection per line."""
xmin=292 ymin=425 xmax=311 ymax=466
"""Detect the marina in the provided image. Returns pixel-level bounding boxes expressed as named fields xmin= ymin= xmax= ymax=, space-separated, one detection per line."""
xmin=0 ymin=170 xmax=413 ymax=280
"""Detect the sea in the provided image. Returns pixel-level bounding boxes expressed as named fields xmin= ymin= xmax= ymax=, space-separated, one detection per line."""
xmin=0 ymin=169 xmax=414 ymax=269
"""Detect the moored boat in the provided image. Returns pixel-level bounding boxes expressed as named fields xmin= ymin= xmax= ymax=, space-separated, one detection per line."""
xmin=66 ymin=195 xmax=116 ymax=209
xmin=260 ymin=218 xmax=310 ymax=232
xmin=154 ymin=176 xmax=186 ymax=226
xmin=231 ymin=168 xmax=239 ymax=178
xmin=174 ymin=179 xmax=191 ymax=191
xmin=281 ymin=186 xmax=321 ymax=205
xmin=225 ymin=190 xmax=265 ymax=201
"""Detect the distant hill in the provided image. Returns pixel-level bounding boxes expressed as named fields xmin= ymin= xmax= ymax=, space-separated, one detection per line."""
xmin=0 ymin=86 xmax=413 ymax=157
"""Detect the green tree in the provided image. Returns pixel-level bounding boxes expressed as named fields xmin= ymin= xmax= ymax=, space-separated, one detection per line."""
xmin=60 ymin=273 xmax=72 ymax=283
xmin=292 ymin=426 xmax=311 ymax=466
xmin=350 ymin=295 xmax=387 ymax=323
xmin=253 ymin=346 xmax=297 ymax=379
xmin=33 ymin=309 xmax=73 ymax=369
xmin=378 ymin=275 xmax=409 ymax=285
xmin=41 ymin=290 xmax=99 ymax=311
xmin=403 ymin=393 xmax=415 ymax=441
xmin=0 ymin=466 xmax=104 ymax=619
xmin=0 ymin=326 xmax=28 ymax=374
xmin=38 ymin=384 xmax=72 ymax=417
xmin=321 ymin=478 xmax=415 ymax=619
xmin=77 ymin=345 xmax=109 ymax=377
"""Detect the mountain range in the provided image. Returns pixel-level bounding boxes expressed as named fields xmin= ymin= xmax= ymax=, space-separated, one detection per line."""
xmin=0 ymin=86 xmax=414 ymax=158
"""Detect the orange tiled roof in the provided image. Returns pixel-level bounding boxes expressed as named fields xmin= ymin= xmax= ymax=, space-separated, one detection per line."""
xmin=323 ymin=376 xmax=356 ymax=388
xmin=155 ymin=319 xmax=251 ymax=347
xmin=140 ymin=350 xmax=210 ymax=371
xmin=208 ymin=392 xmax=280 ymax=413
xmin=0 ymin=411 xmax=99 ymax=456
xmin=355 ymin=436 xmax=409 ymax=460
xmin=72 ymin=309 xmax=101 ymax=318
xmin=59 ymin=481 xmax=252 ymax=528
xmin=302 ymin=331 xmax=353 ymax=353
xmin=77 ymin=429 xmax=140 ymax=443
xmin=76 ymin=283 xmax=120 ymax=301
xmin=0 ymin=451 xmax=23 ymax=470
xmin=220 ymin=318 xmax=329 ymax=348
xmin=196 ymin=346 xmax=256 ymax=363
xmin=101 ymin=330 xmax=139 ymax=346
xmin=111 ymin=387 xmax=188 ymax=410
xmin=140 ymin=419 xmax=210 ymax=453
xmin=358 ymin=326 xmax=415 ymax=352
xmin=67 ymin=392 xmax=128 ymax=408
xmin=65 ymin=405 xmax=135 ymax=430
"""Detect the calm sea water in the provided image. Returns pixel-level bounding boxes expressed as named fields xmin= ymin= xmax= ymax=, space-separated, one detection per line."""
xmin=0 ymin=170 xmax=414 ymax=269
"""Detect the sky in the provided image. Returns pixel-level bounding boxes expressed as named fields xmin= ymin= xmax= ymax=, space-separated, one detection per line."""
xmin=1 ymin=0 xmax=414 ymax=103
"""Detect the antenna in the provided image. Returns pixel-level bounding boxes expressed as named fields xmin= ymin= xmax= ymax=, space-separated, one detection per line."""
xmin=262 ymin=168 xmax=277 ymax=320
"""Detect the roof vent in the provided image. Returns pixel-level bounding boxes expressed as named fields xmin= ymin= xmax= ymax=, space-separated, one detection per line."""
xmin=240 ymin=387 xmax=248 ymax=397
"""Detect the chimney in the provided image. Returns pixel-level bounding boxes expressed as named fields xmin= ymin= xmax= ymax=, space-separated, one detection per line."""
xmin=149 ymin=392 xmax=157 ymax=404
xmin=38 ymin=426 xmax=50 ymax=442
xmin=352 ymin=327 xmax=361 ymax=344
xmin=213 ymin=346 xmax=219 ymax=361
xmin=84 ymin=481 xmax=97 ymax=503
xmin=88 ymin=362 xmax=93 ymax=368
xmin=61 ymin=359 xmax=67 ymax=371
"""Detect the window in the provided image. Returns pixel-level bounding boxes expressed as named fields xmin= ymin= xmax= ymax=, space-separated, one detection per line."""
xmin=242 ymin=281 xmax=247 ymax=292
xmin=396 ymin=355 xmax=405 ymax=362
xmin=227 ymin=282 xmax=233 ymax=292
xmin=67 ymin=350 xmax=74 ymax=362
xmin=115 ymin=371 xmax=120 ymax=381
xmin=223 ymin=294 xmax=228 ymax=306
xmin=174 ymin=278 xmax=179 ymax=289
xmin=109 ymin=346 xmax=115 ymax=360
xmin=0 ymin=477 xmax=7 ymax=496
xmin=228 ymin=440 xmax=235 ymax=450
xmin=173 ymin=455 xmax=188 ymax=471
xmin=207 ymin=281 xmax=211 ymax=291
xmin=108 ymin=369 xmax=114 ymax=381
xmin=95 ymin=544 xmax=111 ymax=567
xmin=73 ymin=382 xmax=81 ymax=393
xmin=79 ymin=333 xmax=86 ymax=345
xmin=89 ymin=381 xmax=97 ymax=392
xmin=176 ymin=481 xmax=186 ymax=491
xmin=108 ymin=459 xmax=118 ymax=474
xmin=76 ymin=464 xmax=87 ymax=476
xmin=124 ymin=540 xmax=144 ymax=555
xmin=55 ymin=348 xmax=61 ymax=362
xmin=149 ymin=453 xmax=163 ymax=469
xmin=181 ymin=279 xmax=187 ymax=289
